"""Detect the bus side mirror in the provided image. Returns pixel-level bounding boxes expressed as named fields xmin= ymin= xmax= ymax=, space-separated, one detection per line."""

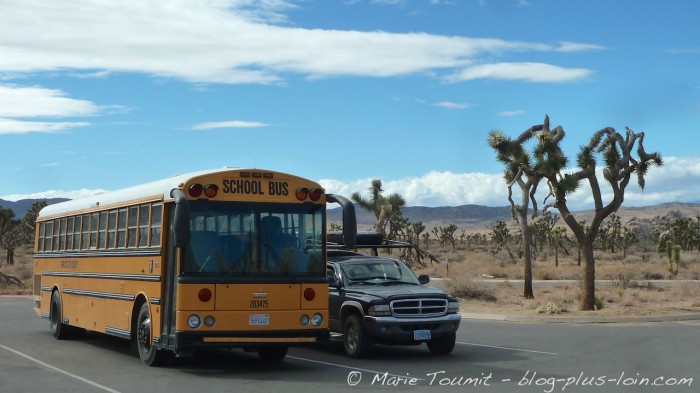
xmin=326 ymin=194 xmax=357 ymax=249
xmin=170 ymin=189 xmax=191 ymax=248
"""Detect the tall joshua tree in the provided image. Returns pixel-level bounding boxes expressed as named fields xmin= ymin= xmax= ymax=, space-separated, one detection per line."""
xmin=488 ymin=121 xmax=561 ymax=299
xmin=351 ymin=179 xmax=405 ymax=237
xmin=535 ymin=115 xmax=663 ymax=310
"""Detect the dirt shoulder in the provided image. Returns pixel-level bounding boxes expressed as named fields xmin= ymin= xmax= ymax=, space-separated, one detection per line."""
xmin=454 ymin=279 xmax=700 ymax=322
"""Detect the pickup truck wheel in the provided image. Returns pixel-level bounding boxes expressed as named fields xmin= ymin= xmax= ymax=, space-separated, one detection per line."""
xmin=343 ymin=314 xmax=372 ymax=358
xmin=427 ymin=332 xmax=456 ymax=355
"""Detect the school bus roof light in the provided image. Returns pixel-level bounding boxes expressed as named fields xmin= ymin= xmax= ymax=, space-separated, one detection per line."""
xmin=188 ymin=184 xmax=204 ymax=198
xmin=295 ymin=187 xmax=309 ymax=201
xmin=309 ymin=188 xmax=323 ymax=201
xmin=204 ymin=184 xmax=218 ymax=198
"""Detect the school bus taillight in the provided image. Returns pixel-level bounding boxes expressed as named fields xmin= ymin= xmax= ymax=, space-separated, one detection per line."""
xmin=295 ymin=187 xmax=308 ymax=200
xmin=189 ymin=184 xmax=204 ymax=198
xmin=296 ymin=187 xmax=323 ymax=201
xmin=203 ymin=184 xmax=218 ymax=198
xmin=198 ymin=288 xmax=212 ymax=302
xmin=303 ymin=287 xmax=315 ymax=301
xmin=309 ymin=188 xmax=323 ymax=201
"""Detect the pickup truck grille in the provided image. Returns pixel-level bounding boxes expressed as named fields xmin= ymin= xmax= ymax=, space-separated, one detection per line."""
xmin=390 ymin=298 xmax=447 ymax=317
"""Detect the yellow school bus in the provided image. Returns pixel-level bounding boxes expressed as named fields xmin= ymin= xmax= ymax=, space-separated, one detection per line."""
xmin=33 ymin=168 xmax=356 ymax=365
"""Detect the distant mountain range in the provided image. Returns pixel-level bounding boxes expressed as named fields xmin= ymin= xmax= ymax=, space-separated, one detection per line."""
xmin=4 ymin=197 xmax=700 ymax=233
xmin=327 ymin=204 xmax=513 ymax=231
xmin=329 ymin=202 xmax=700 ymax=232
xmin=0 ymin=198 xmax=69 ymax=218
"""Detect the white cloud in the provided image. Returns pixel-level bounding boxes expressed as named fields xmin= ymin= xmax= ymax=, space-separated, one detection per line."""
xmin=498 ymin=110 xmax=526 ymax=117
xmin=0 ymin=189 xmax=107 ymax=202
xmin=320 ymin=171 xmax=512 ymax=208
xmin=0 ymin=85 xmax=99 ymax=118
xmin=449 ymin=62 xmax=592 ymax=83
xmin=555 ymin=41 xmax=607 ymax=53
xmin=0 ymin=117 xmax=90 ymax=134
xmin=7 ymin=157 xmax=699 ymax=210
xmin=320 ymin=156 xmax=700 ymax=211
xmin=192 ymin=120 xmax=273 ymax=130
xmin=0 ymin=1 xmax=591 ymax=85
xmin=0 ymin=85 xmax=121 ymax=134
xmin=431 ymin=101 xmax=474 ymax=110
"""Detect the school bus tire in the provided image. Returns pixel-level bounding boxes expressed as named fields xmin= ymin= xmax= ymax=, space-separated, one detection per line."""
xmin=257 ymin=346 xmax=288 ymax=361
xmin=135 ymin=302 xmax=166 ymax=366
xmin=49 ymin=290 xmax=70 ymax=340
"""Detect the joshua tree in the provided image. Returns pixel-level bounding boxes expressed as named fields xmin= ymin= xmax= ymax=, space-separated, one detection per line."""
xmin=489 ymin=115 xmax=662 ymax=309
xmin=351 ymin=179 xmax=406 ymax=237
xmin=535 ymin=116 xmax=663 ymax=310
xmin=490 ymin=220 xmax=516 ymax=264
xmin=488 ymin=121 xmax=558 ymax=299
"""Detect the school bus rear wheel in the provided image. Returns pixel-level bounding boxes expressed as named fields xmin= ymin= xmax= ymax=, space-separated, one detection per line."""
xmin=50 ymin=291 xmax=69 ymax=340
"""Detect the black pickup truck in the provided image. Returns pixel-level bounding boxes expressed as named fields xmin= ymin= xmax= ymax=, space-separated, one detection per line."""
xmin=326 ymin=248 xmax=461 ymax=358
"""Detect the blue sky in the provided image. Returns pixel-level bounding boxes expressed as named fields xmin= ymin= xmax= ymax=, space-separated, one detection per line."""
xmin=1 ymin=0 xmax=699 ymax=211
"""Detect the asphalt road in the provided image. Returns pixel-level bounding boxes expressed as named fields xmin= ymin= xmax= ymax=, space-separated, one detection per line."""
xmin=1 ymin=296 xmax=697 ymax=393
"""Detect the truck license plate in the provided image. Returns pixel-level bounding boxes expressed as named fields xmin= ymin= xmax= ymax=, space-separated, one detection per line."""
xmin=249 ymin=314 xmax=270 ymax=326
xmin=413 ymin=329 xmax=431 ymax=340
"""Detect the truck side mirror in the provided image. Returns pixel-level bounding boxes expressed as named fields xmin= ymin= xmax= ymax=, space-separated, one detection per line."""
xmin=327 ymin=271 xmax=342 ymax=288
xmin=418 ymin=274 xmax=430 ymax=285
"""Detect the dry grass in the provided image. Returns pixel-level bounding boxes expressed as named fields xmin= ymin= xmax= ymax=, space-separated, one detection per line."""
xmin=414 ymin=241 xmax=700 ymax=317
xmin=0 ymin=245 xmax=33 ymax=295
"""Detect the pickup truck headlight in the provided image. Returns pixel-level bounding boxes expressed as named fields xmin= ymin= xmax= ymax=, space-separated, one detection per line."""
xmin=447 ymin=300 xmax=460 ymax=314
xmin=368 ymin=304 xmax=391 ymax=316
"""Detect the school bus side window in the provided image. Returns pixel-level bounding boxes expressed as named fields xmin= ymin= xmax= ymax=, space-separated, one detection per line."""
xmin=52 ymin=220 xmax=59 ymax=251
xmin=91 ymin=213 xmax=98 ymax=249
xmin=43 ymin=221 xmax=52 ymax=252
xmin=128 ymin=206 xmax=138 ymax=248
xmin=73 ymin=216 xmax=81 ymax=250
xmin=82 ymin=215 xmax=88 ymax=249
xmin=138 ymin=204 xmax=150 ymax=247
xmin=38 ymin=222 xmax=45 ymax=252
xmin=107 ymin=210 xmax=117 ymax=249
xmin=66 ymin=217 xmax=74 ymax=251
xmin=98 ymin=211 xmax=108 ymax=249
xmin=150 ymin=203 xmax=162 ymax=247
xmin=117 ymin=208 xmax=127 ymax=248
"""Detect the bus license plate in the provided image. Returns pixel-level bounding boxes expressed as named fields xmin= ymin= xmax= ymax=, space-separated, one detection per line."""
xmin=249 ymin=314 xmax=269 ymax=326
xmin=413 ymin=329 xmax=431 ymax=341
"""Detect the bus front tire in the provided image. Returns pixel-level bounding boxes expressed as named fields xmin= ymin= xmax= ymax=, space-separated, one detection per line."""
xmin=257 ymin=346 xmax=288 ymax=361
xmin=50 ymin=291 xmax=69 ymax=340
xmin=136 ymin=302 xmax=166 ymax=366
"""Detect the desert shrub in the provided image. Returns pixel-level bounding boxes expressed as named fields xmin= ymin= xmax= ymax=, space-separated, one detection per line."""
xmin=642 ymin=271 xmax=665 ymax=280
xmin=443 ymin=275 xmax=497 ymax=302
xmin=608 ymin=271 xmax=635 ymax=290
xmin=534 ymin=268 xmax=557 ymax=280
xmin=622 ymin=254 xmax=644 ymax=264
xmin=536 ymin=302 xmax=562 ymax=315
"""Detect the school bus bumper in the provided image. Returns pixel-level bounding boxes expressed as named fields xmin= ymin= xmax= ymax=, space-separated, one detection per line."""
xmin=172 ymin=329 xmax=330 ymax=351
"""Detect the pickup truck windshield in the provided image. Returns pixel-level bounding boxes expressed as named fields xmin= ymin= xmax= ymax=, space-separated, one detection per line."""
xmin=341 ymin=260 xmax=420 ymax=285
